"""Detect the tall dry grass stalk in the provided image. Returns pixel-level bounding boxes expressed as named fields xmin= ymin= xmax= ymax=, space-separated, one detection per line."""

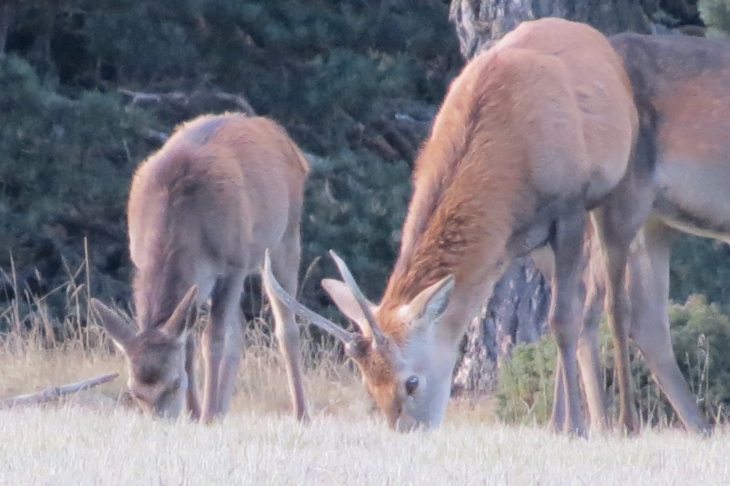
xmin=0 ymin=253 xmax=378 ymax=421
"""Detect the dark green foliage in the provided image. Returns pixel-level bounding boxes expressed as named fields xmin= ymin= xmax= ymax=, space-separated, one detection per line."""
xmin=75 ymin=0 xmax=458 ymax=152
xmin=2 ymin=1 xmax=457 ymax=329
xmin=699 ymin=0 xmax=730 ymax=36
xmin=670 ymin=235 xmax=730 ymax=314
xmin=496 ymin=295 xmax=730 ymax=427
xmin=495 ymin=335 xmax=557 ymax=425
xmin=83 ymin=0 xmax=200 ymax=84
xmin=299 ymin=151 xmax=412 ymax=317
xmin=669 ymin=295 xmax=730 ymax=417
xmin=0 ymin=54 xmax=152 ymax=262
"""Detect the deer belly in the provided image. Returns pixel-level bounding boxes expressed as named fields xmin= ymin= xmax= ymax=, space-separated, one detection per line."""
xmin=653 ymin=160 xmax=730 ymax=243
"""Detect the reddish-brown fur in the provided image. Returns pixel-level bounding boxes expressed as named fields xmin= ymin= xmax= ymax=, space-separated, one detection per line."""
xmin=266 ymin=18 xmax=638 ymax=434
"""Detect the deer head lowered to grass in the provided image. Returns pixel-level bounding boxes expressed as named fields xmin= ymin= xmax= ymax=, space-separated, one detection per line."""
xmin=91 ymin=113 xmax=310 ymax=423
xmin=263 ymin=17 xmax=640 ymax=435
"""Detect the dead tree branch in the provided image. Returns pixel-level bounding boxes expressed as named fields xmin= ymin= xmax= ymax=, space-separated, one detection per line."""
xmin=118 ymin=88 xmax=256 ymax=116
xmin=0 ymin=373 xmax=119 ymax=409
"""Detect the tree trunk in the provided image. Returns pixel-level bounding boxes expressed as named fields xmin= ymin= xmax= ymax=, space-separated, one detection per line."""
xmin=452 ymin=257 xmax=551 ymax=395
xmin=448 ymin=0 xmax=656 ymax=59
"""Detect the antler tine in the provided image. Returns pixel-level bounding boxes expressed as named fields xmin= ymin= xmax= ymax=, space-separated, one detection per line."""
xmin=328 ymin=250 xmax=386 ymax=346
xmin=262 ymin=250 xmax=357 ymax=346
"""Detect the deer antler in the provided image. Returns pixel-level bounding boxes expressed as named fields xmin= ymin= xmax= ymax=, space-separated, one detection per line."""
xmin=262 ymin=250 xmax=358 ymax=346
xmin=328 ymin=250 xmax=386 ymax=348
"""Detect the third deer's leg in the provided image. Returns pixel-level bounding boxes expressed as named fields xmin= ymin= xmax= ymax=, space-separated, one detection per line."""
xmin=592 ymin=129 xmax=655 ymax=434
xmin=201 ymin=271 xmax=244 ymax=423
xmin=264 ymin=231 xmax=308 ymax=422
xmin=629 ymin=221 xmax=711 ymax=434
xmin=548 ymin=210 xmax=588 ymax=436
xmin=576 ymin=274 xmax=607 ymax=432
xmin=593 ymin=208 xmax=646 ymax=434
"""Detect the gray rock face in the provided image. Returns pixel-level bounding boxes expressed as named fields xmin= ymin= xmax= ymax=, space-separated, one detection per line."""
xmin=452 ymin=257 xmax=551 ymax=395
xmin=448 ymin=0 xmax=655 ymax=58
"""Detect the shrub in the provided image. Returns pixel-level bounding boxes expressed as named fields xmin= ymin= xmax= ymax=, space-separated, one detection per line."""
xmin=495 ymin=334 xmax=557 ymax=425
xmin=298 ymin=150 xmax=412 ymax=319
xmin=699 ymin=0 xmax=730 ymax=37
xmin=495 ymin=294 xmax=730 ymax=427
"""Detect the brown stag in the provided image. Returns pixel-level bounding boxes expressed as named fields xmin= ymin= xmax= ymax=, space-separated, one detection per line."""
xmin=263 ymin=17 xmax=639 ymax=435
xmin=549 ymin=32 xmax=730 ymax=435
xmin=91 ymin=113 xmax=310 ymax=423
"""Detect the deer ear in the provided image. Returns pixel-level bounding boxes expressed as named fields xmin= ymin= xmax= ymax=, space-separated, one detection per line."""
xmin=161 ymin=285 xmax=199 ymax=341
xmin=401 ymin=275 xmax=455 ymax=329
xmin=322 ymin=278 xmax=376 ymax=325
xmin=90 ymin=299 xmax=137 ymax=352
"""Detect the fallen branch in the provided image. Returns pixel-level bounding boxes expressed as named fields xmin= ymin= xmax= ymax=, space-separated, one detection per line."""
xmin=0 ymin=373 xmax=119 ymax=409
xmin=118 ymin=88 xmax=256 ymax=116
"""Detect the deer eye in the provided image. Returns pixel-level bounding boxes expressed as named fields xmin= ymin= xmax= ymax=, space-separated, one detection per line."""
xmin=170 ymin=377 xmax=182 ymax=392
xmin=405 ymin=375 xmax=419 ymax=396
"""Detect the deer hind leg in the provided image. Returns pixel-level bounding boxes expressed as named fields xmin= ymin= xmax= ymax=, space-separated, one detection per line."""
xmin=551 ymin=281 xmax=606 ymax=434
xmin=201 ymin=270 xmax=245 ymax=423
xmin=576 ymin=271 xmax=607 ymax=432
xmin=548 ymin=209 xmax=589 ymax=436
xmin=593 ymin=195 xmax=653 ymax=434
xmin=263 ymin=230 xmax=308 ymax=422
xmin=628 ymin=221 xmax=711 ymax=434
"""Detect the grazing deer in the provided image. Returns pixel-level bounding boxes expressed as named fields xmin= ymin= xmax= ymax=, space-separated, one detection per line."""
xmin=263 ymin=17 xmax=639 ymax=435
xmin=91 ymin=113 xmax=310 ymax=423
xmin=550 ymin=31 xmax=730 ymax=435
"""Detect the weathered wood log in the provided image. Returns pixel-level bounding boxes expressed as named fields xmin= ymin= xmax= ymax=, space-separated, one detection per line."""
xmin=0 ymin=373 xmax=119 ymax=409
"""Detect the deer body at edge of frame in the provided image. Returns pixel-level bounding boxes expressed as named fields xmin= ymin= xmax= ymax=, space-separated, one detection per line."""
xmin=544 ymin=32 xmax=730 ymax=436
xmin=263 ymin=17 xmax=639 ymax=435
xmin=91 ymin=113 xmax=310 ymax=423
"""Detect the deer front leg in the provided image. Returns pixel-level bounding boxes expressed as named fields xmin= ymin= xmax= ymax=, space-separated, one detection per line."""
xmin=216 ymin=307 xmax=244 ymax=417
xmin=184 ymin=332 xmax=201 ymax=421
xmin=264 ymin=234 xmax=308 ymax=422
xmin=201 ymin=271 xmax=244 ymax=423
xmin=548 ymin=210 xmax=588 ymax=437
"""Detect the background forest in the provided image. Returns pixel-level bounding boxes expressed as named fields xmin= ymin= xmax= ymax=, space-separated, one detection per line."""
xmin=2 ymin=0 xmax=730 ymax=424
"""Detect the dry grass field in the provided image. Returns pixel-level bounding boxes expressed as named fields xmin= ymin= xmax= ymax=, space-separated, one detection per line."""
xmin=1 ymin=296 xmax=730 ymax=485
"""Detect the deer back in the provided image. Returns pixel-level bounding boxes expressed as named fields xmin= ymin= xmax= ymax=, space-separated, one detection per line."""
xmin=128 ymin=113 xmax=309 ymax=329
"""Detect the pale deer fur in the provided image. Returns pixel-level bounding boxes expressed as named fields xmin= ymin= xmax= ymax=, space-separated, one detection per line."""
xmin=263 ymin=18 xmax=638 ymax=435
xmin=91 ymin=113 xmax=309 ymax=423
xmin=543 ymin=32 xmax=730 ymax=435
